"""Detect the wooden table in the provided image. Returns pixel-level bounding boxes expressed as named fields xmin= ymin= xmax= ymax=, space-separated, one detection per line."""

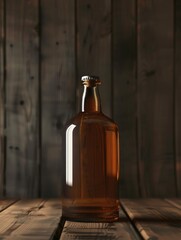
xmin=0 ymin=199 xmax=180 ymax=239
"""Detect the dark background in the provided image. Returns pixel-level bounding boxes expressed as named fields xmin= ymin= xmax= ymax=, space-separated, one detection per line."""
xmin=0 ymin=0 xmax=180 ymax=198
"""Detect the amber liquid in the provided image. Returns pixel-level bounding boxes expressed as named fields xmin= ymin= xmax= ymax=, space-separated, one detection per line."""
xmin=62 ymin=112 xmax=120 ymax=222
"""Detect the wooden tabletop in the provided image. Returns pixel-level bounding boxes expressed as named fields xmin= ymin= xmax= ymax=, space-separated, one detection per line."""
xmin=0 ymin=199 xmax=180 ymax=239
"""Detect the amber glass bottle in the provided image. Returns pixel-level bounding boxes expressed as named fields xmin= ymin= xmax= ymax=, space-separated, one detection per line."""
xmin=62 ymin=76 xmax=120 ymax=222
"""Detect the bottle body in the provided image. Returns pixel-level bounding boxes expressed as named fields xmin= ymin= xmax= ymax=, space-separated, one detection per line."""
xmin=62 ymin=112 xmax=120 ymax=221
xmin=62 ymin=76 xmax=120 ymax=222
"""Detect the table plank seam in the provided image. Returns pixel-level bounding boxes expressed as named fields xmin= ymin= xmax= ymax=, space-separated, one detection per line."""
xmin=120 ymin=202 xmax=145 ymax=240
xmin=165 ymin=198 xmax=181 ymax=210
xmin=52 ymin=217 xmax=65 ymax=240
xmin=0 ymin=199 xmax=19 ymax=213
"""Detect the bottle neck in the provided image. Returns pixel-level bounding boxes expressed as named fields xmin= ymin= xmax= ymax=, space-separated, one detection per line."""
xmin=81 ymin=85 xmax=102 ymax=113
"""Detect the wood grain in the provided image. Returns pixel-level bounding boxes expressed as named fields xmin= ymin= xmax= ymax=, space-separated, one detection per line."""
xmin=113 ymin=0 xmax=140 ymax=197
xmin=165 ymin=198 xmax=181 ymax=209
xmin=137 ymin=0 xmax=176 ymax=197
xmin=0 ymin=200 xmax=16 ymax=212
xmin=175 ymin=0 xmax=181 ymax=197
xmin=5 ymin=0 xmax=39 ymax=197
xmin=0 ymin=199 xmax=62 ymax=239
xmin=0 ymin=0 xmax=5 ymax=197
xmin=0 ymin=199 xmax=181 ymax=239
xmin=76 ymin=0 xmax=112 ymax=117
xmin=122 ymin=199 xmax=181 ymax=240
xmin=41 ymin=0 xmax=76 ymax=197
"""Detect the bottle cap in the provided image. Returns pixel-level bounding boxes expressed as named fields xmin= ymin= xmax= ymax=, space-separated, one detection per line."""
xmin=81 ymin=76 xmax=101 ymax=86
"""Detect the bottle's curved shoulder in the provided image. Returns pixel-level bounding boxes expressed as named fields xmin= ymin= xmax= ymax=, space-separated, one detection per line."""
xmin=65 ymin=112 xmax=119 ymax=130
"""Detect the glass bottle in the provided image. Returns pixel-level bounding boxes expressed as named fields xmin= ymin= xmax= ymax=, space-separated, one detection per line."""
xmin=62 ymin=76 xmax=120 ymax=222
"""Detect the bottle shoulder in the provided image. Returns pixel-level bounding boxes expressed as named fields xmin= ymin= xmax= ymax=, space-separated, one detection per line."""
xmin=65 ymin=112 xmax=119 ymax=131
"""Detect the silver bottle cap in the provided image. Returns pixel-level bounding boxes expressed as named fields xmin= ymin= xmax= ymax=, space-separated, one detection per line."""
xmin=81 ymin=76 xmax=101 ymax=85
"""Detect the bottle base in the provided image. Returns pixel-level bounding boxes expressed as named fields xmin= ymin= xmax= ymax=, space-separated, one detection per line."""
xmin=62 ymin=198 xmax=120 ymax=222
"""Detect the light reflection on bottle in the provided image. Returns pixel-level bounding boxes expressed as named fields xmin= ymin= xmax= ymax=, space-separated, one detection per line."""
xmin=66 ymin=124 xmax=76 ymax=186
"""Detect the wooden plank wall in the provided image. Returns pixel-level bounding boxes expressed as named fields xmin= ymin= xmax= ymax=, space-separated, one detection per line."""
xmin=41 ymin=0 xmax=75 ymax=197
xmin=5 ymin=0 xmax=39 ymax=197
xmin=0 ymin=0 xmax=180 ymax=198
xmin=175 ymin=0 xmax=181 ymax=197
xmin=137 ymin=0 xmax=175 ymax=197
xmin=113 ymin=0 xmax=139 ymax=197
xmin=0 ymin=0 xmax=5 ymax=196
